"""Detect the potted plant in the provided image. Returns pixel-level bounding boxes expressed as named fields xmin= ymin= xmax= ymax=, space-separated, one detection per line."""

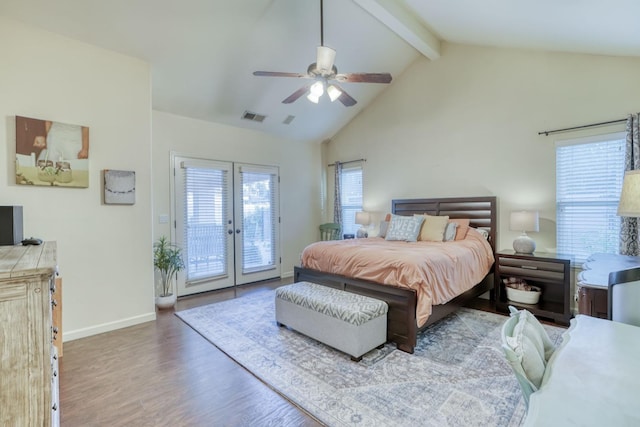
xmin=153 ymin=236 xmax=185 ymax=309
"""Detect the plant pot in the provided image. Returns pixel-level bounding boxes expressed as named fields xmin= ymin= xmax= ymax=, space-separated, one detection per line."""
xmin=155 ymin=293 xmax=177 ymax=310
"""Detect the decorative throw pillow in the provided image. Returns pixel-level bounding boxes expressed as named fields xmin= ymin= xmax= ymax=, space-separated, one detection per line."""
xmin=476 ymin=227 xmax=491 ymax=240
xmin=415 ymin=214 xmax=449 ymax=242
xmin=443 ymin=221 xmax=458 ymax=241
xmin=505 ymin=309 xmax=556 ymax=388
xmin=450 ymin=218 xmax=470 ymax=240
xmin=385 ymin=214 xmax=424 ymax=242
xmin=379 ymin=221 xmax=389 ymax=238
xmin=472 ymin=227 xmax=490 ymax=240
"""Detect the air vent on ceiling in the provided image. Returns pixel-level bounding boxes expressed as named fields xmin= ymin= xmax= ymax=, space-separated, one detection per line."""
xmin=242 ymin=111 xmax=266 ymax=123
xmin=283 ymin=115 xmax=295 ymax=125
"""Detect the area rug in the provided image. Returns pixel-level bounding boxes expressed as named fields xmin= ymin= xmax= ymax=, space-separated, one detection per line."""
xmin=175 ymin=290 xmax=564 ymax=427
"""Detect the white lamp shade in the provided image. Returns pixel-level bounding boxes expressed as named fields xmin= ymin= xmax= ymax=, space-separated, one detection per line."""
xmin=355 ymin=211 xmax=371 ymax=225
xmin=327 ymin=84 xmax=342 ymax=102
xmin=510 ymin=211 xmax=539 ymax=232
xmin=309 ymin=81 xmax=324 ymax=96
xmin=618 ymin=170 xmax=640 ymax=217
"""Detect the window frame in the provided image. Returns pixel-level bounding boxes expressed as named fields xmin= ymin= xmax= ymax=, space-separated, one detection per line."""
xmin=555 ymin=131 xmax=626 ymax=265
xmin=339 ymin=164 xmax=363 ymax=235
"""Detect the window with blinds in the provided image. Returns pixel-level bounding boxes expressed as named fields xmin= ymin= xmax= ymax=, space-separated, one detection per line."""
xmin=182 ymin=164 xmax=229 ymax=283
xmin=238 ymin=168 xmax=277 ymax=274
xmin=556 ymin=133 xmax=626 ymax=264
xmin=340 ymin=165 xmax=363 ymax=235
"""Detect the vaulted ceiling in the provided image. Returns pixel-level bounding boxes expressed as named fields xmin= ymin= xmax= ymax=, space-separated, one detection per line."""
xmin=2 ymin=0 xmax=640 ymax=143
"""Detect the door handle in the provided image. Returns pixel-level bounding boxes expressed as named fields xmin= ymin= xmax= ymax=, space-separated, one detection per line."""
xmin=227 ymin=229 xmax=233 ymax=235
xmin=236 ymin=229 xmax=241 ymax=234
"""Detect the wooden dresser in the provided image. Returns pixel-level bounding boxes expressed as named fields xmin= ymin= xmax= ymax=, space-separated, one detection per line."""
xmin=0 ymin=242 xmax=59 ymax=426
xmin=577 ymin=252 xmax=640 ymax=319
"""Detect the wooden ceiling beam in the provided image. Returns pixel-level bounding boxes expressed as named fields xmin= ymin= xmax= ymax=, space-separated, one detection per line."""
xmin=353 ymin=0 xmax=441 ymax=60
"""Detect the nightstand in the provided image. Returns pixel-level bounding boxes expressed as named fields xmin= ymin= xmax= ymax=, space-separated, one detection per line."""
xmin=496 ymin=250 xmax=572 ymax=325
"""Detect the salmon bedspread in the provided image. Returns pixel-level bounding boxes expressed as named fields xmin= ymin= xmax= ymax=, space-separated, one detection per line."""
xmin=301 ymin=228 xmax=495 ymax=327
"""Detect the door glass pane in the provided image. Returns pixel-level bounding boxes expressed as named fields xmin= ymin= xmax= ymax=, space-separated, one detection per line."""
xmin=183 ymin=166 xmax=228 ymax=282
xmin=240 ymin=170 xmax=276 ymax=273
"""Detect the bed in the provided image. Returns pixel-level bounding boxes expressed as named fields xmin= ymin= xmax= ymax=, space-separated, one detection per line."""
xmin=294 ymin=196 xmax=497 ymax=353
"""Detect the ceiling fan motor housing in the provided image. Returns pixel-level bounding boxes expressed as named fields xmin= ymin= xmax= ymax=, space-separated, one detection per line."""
xmin=316 ymin=46 xmax=336 ymax=73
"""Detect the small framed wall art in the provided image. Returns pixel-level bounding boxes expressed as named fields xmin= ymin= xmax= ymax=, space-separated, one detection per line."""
xmin=103 ymin=170 xmax=135 ymax=205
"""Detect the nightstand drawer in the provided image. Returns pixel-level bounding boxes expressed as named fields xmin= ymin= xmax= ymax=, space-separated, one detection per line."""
xmin=498 ymin=257 xmax=566 ymax=272
xmin=499 ymin=265 xmax=564 ymax=282
xmin=498 ymin=257 xmax=566 ymax=281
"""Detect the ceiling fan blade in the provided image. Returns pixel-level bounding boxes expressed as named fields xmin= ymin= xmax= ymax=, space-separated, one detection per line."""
xmin=282 ymin=84 xmax=312 ymax=104
xmin=253 ymin=71 xmax=310 ymax=79
xmin=333 ymin=85 xmax=357 ymax=107
xmin=334 ymin=73 xmax=392 ymax=84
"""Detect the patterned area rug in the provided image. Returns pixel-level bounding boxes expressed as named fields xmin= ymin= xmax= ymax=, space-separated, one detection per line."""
xmin=175 ymin=290 xmax=564 ymax=427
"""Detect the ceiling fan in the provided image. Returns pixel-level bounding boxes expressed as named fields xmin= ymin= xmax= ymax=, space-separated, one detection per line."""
xmin=253 ymin=0 xmax=392 ymax=107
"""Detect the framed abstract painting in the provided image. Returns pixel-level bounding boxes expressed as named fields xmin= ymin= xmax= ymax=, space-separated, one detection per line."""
xmin=103 ymin=170 xmax=136 ymax=205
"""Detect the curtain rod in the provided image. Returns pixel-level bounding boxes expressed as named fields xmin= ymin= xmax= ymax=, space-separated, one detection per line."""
xmin=538 ymin=118 xmax=627 ymax=136
xmin=327 ymin=158 xmax=366 ymax=167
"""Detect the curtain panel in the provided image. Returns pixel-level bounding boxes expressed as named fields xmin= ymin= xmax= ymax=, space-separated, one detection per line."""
xmin=333 ymin=161 xmax=342 ymax=225
xmin=620 ymin=113 xmax=640 ymax=256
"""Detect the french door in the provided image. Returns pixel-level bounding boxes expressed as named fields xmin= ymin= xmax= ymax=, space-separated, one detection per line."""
xmin=173 ymin=156 xmax=280 ymax=296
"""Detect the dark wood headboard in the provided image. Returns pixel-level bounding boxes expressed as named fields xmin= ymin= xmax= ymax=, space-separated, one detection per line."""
xmin=391 ymin=196 xmax=498 ymax=252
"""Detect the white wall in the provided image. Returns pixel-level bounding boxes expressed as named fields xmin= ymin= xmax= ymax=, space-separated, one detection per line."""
xmin=152 ymin=111 xmax=322 ymax=278
xmin=0 ymin=17 xmax=154 ymax=340
xmin=327 ymin=42 xmax=640 ymax=253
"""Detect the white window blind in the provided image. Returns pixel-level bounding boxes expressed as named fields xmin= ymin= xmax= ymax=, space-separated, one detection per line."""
xmin=556 ymin=134 xmax=626 ymax=264
xmin=239 ymin=168 xmax=277 ymax=274
xmin=340 ymin=165 xmax=363 ymax=235
xmin=182 ymin=164 xmax=228 ymax=283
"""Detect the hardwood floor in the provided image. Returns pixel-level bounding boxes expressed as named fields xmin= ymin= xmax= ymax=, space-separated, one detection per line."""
xmin=59 ymin=278 xmax=322 ymax=427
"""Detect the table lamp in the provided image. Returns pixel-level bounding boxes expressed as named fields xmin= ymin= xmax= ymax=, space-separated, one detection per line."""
xmin=510 ymin=210 xmax=539 ymax=254
xmin=355 ymin=211 xmax=371 ymax=238
xmin=617 ymin=170 xmax=640 ymax=217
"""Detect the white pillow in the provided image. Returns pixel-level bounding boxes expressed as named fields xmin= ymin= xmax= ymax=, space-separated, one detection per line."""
xmin=473 ymin=227 xmax=490 ymax=240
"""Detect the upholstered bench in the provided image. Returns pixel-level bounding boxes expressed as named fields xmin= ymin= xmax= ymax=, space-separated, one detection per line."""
xmin=275 ymin=281 xmax=388 ymax=361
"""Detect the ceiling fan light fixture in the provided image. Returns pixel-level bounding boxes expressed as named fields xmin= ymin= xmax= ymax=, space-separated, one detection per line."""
xmin=310 ymin=80 xmax=324 ymax=97
xmin=306 ymin=92 xmax=320 ymax=103
xmin=327 ymin=84 xmax=342 ymax=102
xmin=316 ymin=46 xmax=336 ymax=72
